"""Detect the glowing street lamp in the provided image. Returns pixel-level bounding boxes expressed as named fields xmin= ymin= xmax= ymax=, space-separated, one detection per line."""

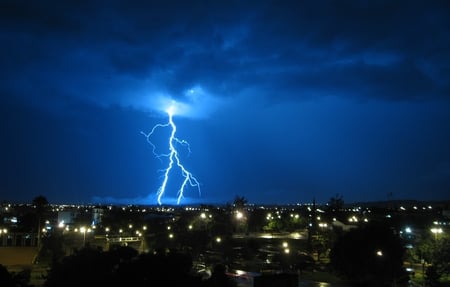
xmin=80 ymin=227 xmax=86 ymax=246
xmin=282 ymin=241 xmax=290 ymax=254
xmin=200 ymin=213 xmax=210 ymax=231
xmin=318 ymin=222 xmax=328 ymax=228
xmin=235 ymin=210 xmax=247 ymax=233
xmin=430 ymin=227 xmax=443 ymax=240
xmin=79 ymin=227 xmax=91 ymax=246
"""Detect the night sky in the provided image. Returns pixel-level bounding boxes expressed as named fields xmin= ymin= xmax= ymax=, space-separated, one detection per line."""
xmin=1 ymin=1 xmax=450 ymax=205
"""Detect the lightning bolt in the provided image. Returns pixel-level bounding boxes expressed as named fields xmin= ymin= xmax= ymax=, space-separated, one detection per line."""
xmin=141 ymin=105 xmax=200 ymax=205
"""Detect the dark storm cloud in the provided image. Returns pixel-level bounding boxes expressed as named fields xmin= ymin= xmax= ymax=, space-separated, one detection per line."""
xmin=2 ymin=0 xmax=449 ymax=112
xmin=1 ymin=0 xmax=450 ymax=204
xmin=1 ymin=0 xmax=256 ymax=108
xmin=234 ymin=0 xmax=450 ymax=101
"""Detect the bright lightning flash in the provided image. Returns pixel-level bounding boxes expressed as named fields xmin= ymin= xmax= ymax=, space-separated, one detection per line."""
xmin=141 ymin=104 xmax=200 ymax=205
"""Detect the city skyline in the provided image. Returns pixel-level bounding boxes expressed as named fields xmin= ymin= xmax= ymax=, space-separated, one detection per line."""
xmin=1 ymin=1 xmax=450 ymax=205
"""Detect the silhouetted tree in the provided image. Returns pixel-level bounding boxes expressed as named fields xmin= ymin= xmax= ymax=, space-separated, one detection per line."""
xmin=0 ymin=264 xmax=32 ymax=287
xmin=247 ymin=208 xmax=266 ymax=232
xmin=16 ymin=212 xmax=36 ymax=232
xmin=39 ymin=231 xmax=66 ymax=265
xmin=12 ymin=269 xmax=32 ymax=287
xmin=44 ymin=246 xmax=203 ymax=287
xmin=44 ymin=246 xmax=116 ymax=287
xmin=417 ymin=236 xmax=450 ymax=284
xmin=329 ymin=221 xmax=408 ymax=286
xmin=326 ymin=193 xmax=344 ymax=214
xmin=433 ymin=237 xmax=450 ymax=277
xmin=0 ymin=264 xmax=14 ymax=287
xmin=232 ymin=196 xmax=247 ymax=209
xmin=425 ymin=265 xmax=441 ymax=287
xmin=112 ymin=249 xmax=202 ymax=287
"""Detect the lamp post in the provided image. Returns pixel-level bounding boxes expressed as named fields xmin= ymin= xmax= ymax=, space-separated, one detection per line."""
xmin=235 ymin=210 xmax=247 ymax=234
xmin=430 ymin=227 xmax=442 ymax=240
xmin=80 ymin=227 xmax=91 ymax=247
xmin=0 ymin=229 xmax=7 ymax=246
xmin=80 ymin=227 xmax=86 ymax=246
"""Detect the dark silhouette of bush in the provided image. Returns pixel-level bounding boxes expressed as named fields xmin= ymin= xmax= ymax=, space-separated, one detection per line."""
xmin=425 ymin=265 xmax=441 ymax=287
xmin=329 ymin=221 xmax=408 ymax=286
xmin=0 ymin=264 xmax=32 ymax=287
xmin=44 ymin=246 xmax=118 ymax=287
xmin=43 ymin=246 xmax=203 ymax=287
xmin=0 ymin=264 xmax=15 ymax=287
xmin=112 ymin=249 xmax=202 ymax=286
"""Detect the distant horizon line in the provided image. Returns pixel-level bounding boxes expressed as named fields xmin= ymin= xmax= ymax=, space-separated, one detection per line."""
xmin=2 ymin=198 xmax=449 ymax=207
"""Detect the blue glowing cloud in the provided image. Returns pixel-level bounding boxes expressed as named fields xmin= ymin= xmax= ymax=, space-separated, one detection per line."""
xmin=146 ymin=85 xmax=225 ymax=119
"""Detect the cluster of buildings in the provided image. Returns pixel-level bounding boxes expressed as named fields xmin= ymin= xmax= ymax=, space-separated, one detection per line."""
xmin=0 ymin=200 xmax=448 ymax=249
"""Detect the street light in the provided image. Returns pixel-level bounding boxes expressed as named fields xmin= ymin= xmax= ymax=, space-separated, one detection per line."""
xmin=430 ymin=227 xmax=443 ymax=240
xmin=235 ymin=210 xmax=247 ymax=234
xmin=80 ymin=227 xmax=86 ymax=246
xmin=79 ymin=227 xmax=91 ymax=246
